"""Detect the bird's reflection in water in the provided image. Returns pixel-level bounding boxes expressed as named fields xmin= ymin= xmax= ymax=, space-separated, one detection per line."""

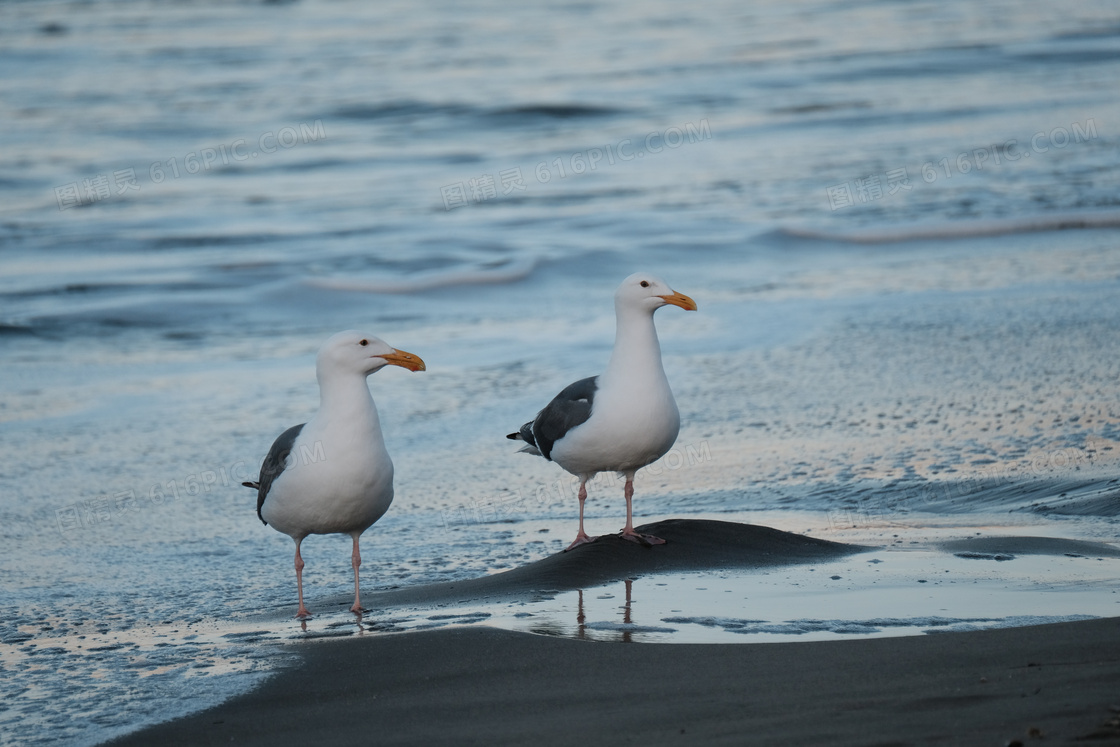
xmin=620 ymin=578 xmax=634 ymax=644
xmin=576 ymin=589 xmax=587 ymax=640
xmin=574 ymin=577 xmax=638 ymax=643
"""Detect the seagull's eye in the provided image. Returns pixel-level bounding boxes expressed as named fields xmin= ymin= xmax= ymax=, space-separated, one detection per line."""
xmin=359 ymin=339 xmax=369 ymax=346
xmin=640 ymin=280 xmax=649 ymax=288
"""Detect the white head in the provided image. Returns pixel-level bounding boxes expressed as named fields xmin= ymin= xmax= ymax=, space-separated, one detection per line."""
xmin=614 ymin=272 xmax=698 ymax=315
xmin=315 ymin=330 xmax=426 ymax=382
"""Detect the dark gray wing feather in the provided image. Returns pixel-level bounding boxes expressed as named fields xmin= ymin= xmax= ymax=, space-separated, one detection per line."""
xmin=517 ymin=376 xmax=597 ymax=461
xmin=246 ymin=423 xmax=305 ymax=525
xmin=506 ymin=421 xmax=539 ymax=449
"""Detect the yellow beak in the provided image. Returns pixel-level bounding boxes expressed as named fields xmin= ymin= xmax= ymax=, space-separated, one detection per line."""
xmin=380 ymin=348 xmax=426 ymax=372
xmin=658 ymin=290 xmax=698 ymax=311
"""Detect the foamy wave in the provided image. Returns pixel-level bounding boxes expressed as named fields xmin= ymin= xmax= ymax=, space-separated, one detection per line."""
xmin=782 ymin=210 xmax=1120 ymax=244
xmin=582 ymin=621 xmax=679 ymax=634
xmin=661 ymin=614 xmax=1098 ymax=636
xmin=305 ymin=259 xmax=535 ymax=294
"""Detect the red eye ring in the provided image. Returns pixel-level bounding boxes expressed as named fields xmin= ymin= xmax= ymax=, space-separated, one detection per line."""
xmin=359 ymin=339 xmax=369 ymax=346
xmin=640 ymin=280 xmax=649 ymax=288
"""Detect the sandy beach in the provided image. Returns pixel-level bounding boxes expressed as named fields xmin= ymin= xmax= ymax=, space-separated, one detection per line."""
xmin=108 ymin=620 xmax=1120 ymax=746
xmin=106 ymin=521 xmax=1120 ymax=746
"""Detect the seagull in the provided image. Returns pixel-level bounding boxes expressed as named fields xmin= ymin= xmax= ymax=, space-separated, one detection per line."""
xmin=508 ymin=272 xmax=697 ymax=550
xmin=242 ymin=330 xmax=425 ymax=618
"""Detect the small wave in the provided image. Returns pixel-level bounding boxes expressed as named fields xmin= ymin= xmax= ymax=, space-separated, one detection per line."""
xmin=909 ymin=476 xmax=1120 ymax=518
xmin=0 ymin=322 xmax=35 ymax=336
xmin=582 ymin=621 xmax=678 ymax=634
xmin=953 ymin=551 xmax=1016 ymax=561
xmin=331 ymin=101 xmax=471 ymax=121
xmin=661 ymin=614 xmax=1098 ymax=637
xmin=924 ymin=614 xmax=1098 ymax=634
xmin=486 ymin=103 xmax=623 ymax=122
xmin=779 ymin=210 xmax=1120 ymax=245
xmin=1012 ymin=48 xmax=1120 ymax=66
xmin=661 ymin=615 xmax=995 ymax=636
xmin=770 ymin=100 xmax=873 ymax=116
xmin=329 ymin=100 xmax=623 ymax=126
xmin=151 ymin=233 xmax=288 ymax=249
xmin=305 ymin=259 xmax=536 ymax=294
xmin=1051 ymin=23 xmax=1120 ymax=41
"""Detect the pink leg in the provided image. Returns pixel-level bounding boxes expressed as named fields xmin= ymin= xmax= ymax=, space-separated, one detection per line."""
xmin=294 ymin=538 xmax=312 ymax=619
xmin=565 ymin=480 xmax=595 ymax=551
xmin=620 ymin=478 xmax=665 ymax=546
xmin=349 ymin=534 xmax=364 ymax=615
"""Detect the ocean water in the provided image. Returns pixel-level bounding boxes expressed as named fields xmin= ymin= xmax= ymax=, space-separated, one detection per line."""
xmin=3 ymin=0 xmax=1120 ymax=744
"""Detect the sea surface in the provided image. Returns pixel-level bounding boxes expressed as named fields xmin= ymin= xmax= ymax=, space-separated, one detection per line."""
xmin=3 ymin=0 xmax=1120 ymax=744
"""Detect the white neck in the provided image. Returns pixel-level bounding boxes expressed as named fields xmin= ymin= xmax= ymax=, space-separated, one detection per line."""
xmin=316 ymin=369 xmax=381 ymax=430
xmin=602 ymin=302 xmax=665 ymax=385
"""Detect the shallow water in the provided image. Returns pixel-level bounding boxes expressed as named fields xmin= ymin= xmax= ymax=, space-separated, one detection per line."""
xmin=2 ymin=0 xmax=1120 ymax=744
xmin=233 ymin=514 xmax=1120 ymax=645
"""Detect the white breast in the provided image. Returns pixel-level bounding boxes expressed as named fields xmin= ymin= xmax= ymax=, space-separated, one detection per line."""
xmin=261 ymin=421 xmax=394 ymax=538
xmin=550 ymin=376 xmax=680 ymax=476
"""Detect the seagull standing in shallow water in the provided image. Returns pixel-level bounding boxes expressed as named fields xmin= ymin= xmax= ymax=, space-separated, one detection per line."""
xmin=508 ymin=273 xmax=697 ymax=550
xmin=243 ymin=330 xmax=425 ymax=618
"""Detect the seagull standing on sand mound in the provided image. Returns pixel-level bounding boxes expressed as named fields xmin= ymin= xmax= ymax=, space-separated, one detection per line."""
xmin=508 ymin=273 xmax=697 ymax=550
xmin=242 ymin=330 xmax=425 ymax=618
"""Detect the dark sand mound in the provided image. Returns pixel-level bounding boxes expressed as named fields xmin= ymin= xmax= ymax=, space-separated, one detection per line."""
xmin=370 ymin=519 xmax=868 ymax=608
xmin=940 ymin=535 xmax=1120 ymax=559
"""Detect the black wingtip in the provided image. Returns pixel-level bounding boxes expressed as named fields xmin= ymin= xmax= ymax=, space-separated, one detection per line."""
xmin=506 ymin=432 xmax=522 ymax=441
xmin=241 ymin=481 xmax=260 ymax=490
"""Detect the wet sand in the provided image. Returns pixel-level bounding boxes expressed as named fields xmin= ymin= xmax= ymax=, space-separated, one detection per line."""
xmin=105 ymin=521 xmax=1120 ymax=746
xmin=107 ymin=619 xmax=1120 ymax=746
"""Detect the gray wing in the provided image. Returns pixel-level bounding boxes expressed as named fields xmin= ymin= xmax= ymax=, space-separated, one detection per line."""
xmin=508 ymin=376 xmax=597 ymax=461
xmin=245 ymin=423 xmax=305 ymax=525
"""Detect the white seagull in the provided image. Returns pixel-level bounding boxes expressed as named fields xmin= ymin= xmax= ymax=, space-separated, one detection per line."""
xmin=508 ymin=272 xmax=697 ymax=550
xmin=243 ymin=330 xmax=425 ymax=618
